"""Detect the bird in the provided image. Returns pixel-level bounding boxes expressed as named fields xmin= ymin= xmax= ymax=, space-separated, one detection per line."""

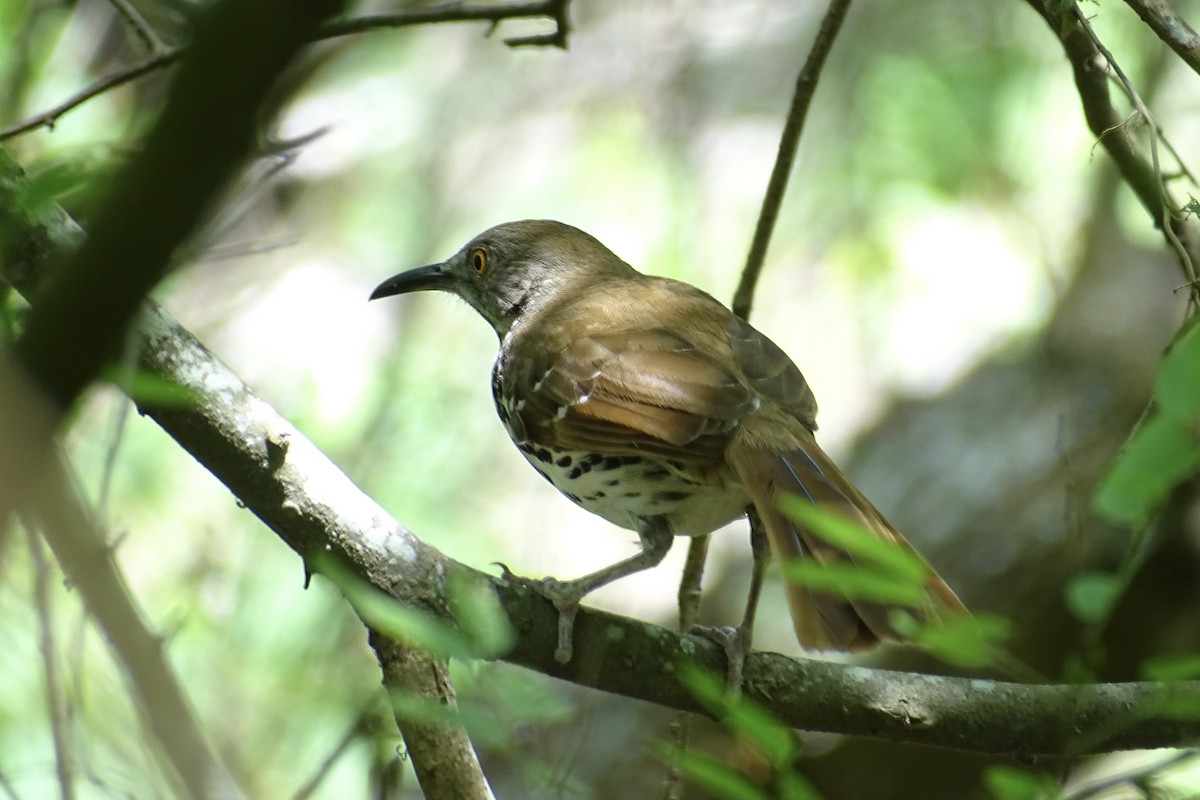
xmin=370 ymin=219 xmax=967 ymax=668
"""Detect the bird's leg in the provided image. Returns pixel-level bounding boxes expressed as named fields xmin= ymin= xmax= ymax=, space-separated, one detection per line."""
xmin=693 ymin=508 xmax=768 ymax=697
xmin=522 ymin=516 xmax=674 ymax=664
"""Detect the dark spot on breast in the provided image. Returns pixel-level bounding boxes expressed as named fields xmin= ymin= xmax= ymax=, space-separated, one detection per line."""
xmin=556 ymin=454 xmax=573 ymax=468
xmin=623 ymin=491 xmax=642 ymax=498
xmin=601 ymin=456 xmax=624 ymax=470
xmin=655 ymin=490 xmax=692 ymax=503
xmin=640 ymin=466 xmax=670 ymax=481
xmin=533 ymin=447 xmax=552 ymax=463
xmin=603 ymin=479 xmax=620 ymax=487
xmin=567 ymin=466 xmax=583 ymax=480
xmin=583 ymin=453 xmax=605 ymax=466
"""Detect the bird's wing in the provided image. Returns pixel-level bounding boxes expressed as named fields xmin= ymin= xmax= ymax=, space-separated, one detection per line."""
xmin=502 ymin=327 xmax=758 ymax=462
xmin=722 ymin=315 xmax=819 ymax=430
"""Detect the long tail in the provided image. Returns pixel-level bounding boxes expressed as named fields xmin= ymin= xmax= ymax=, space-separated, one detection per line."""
xmin=728 ymin=433 xmax=967 ymax=651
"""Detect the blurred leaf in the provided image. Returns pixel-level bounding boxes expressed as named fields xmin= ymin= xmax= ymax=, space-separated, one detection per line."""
xmin=1093 ymin=414 xmax=1200 ymax=525
xmin=782 ymin=561 xmax=929 ymax=606
xmin=100 ymin=364 xmax=198 ymax=408
xmin=682 ymin=665 xmax=795 ymax=767
xmin=1064 ymin=571 xmax=1122 ymax=625
xmin=21 ymin=155 xmax=110 ymax=214
xmin=386 ymin=688 xmax=510 ymax=745
xmin=1157 ymin=321 xmax=1200 ymax=420
xmin=892 ymin=610 xmax=1013 ymax=668
xmin=777 ymin=772 xmax=823 ymax=800
xmin=777 ymin=495 xmax=929 ymax=582
xmin=982 ymin=765 xmax=1059 ymax=799
xmin=320 ymin=557 xmax=480 ymax=658
xmin=1141 ymin=652 xmax=1200 ymax=682
xmin=447 ymin=573 xmax=513 ymax=659
xmin=653 ymin=744 xmax=771 ymax=800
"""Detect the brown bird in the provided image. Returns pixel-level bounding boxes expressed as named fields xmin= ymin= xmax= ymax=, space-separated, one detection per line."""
xmin=371 ymin=220 xmax=966 ymax=667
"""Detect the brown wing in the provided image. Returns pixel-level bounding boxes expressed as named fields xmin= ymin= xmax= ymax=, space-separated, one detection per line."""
xmin=723 ymin=315 xmax=818 ymax=431
xmin=501 ymin=328 xmax=760 ymax=462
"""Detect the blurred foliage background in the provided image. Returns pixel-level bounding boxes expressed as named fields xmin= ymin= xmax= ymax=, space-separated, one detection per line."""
xmin=3 ymin=0 xmax=1200 ymax=797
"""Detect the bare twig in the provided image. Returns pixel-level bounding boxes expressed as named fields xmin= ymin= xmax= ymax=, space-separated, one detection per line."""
xmin=1025 ymin=0 xmax=1200 ymax=309
xmin=663 ymin=533 xmax=711 ymax=800
xmin=0 ymin=358 xmax=242 ymax=799
xmin=1123 ymin=0 xmax=1200 ymax=77
xmin=0 ymin=0 xmax=571 ymax=141
xmin=106 ymin=0 xmax=168 ymax=55
xmin=25 ymin=523 xmax=76 ymax=800
xmin=732 ymin=0 xmax=853 ymax=319
xmin=1072 ymin=5 xmax=1199 ymax=313
xmin=291 ymin=706 xmax=373 ymax=800
xmin=0 ymin=51 xmax=181 ymax=139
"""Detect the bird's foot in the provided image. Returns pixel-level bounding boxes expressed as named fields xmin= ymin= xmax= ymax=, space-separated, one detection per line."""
xmin=496 ymin=564 xmax=586 ymax=664
xmin=690 ymin=624 xmax=752 ymax=698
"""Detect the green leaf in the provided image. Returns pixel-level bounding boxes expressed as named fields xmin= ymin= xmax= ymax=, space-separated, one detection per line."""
xmin=781 ymin=560 xmax=929 ymax=606
xmin=1064 ymin=571 xmax=1122 ymax=625
xmin=447 ymin=573 xmax=514 ymax=659
xmin=777 ymin=772 xmax=824 ymax=800
xmin=1093 ymin=414 xmax=1200 ymax=525
xmin=892 ymin=611 xmax=1013 ymax=668
xmin=1157 ymin=321 xmax=1200 ymax=420
xmin=1141 ymin=651 xmax=1200 ymax=682
xmin=319 ymin=557 xmax=481 ymax=658
xmin=654 ymin=744 xmax=771 ymax=800
xmin=982 ymin=765 xmax=1059 ymax=800
xmin=776 ymin=495 xmax=930 ymax=582
xmin=680 ymin=666 xmax=796 ymax=768
xmin=99 ymin=364 xmax=198 ymax=408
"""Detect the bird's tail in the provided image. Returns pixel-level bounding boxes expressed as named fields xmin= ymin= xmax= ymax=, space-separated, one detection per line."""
xmin=728 ymin=434 xmax=967 ymax=651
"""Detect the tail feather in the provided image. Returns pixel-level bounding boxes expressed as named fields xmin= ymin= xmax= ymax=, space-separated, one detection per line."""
xmin=728 ymin=434 xmax=968 ymax=652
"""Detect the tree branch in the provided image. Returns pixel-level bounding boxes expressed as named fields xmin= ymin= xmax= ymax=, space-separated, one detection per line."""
xmin=732 ymin=0 xmax=853 ymax=320
xmin=1123 ymin=0 xmax=1200 ymax=78
xmin=1025 ymin=0 xmax=1200 ymax=300
xmin=0 ymin=0 xmax=571 ymax=141
xmin=0 ymin=355 xmax=243 ymax=799
xmin=370 ymin=636 xmax=496 ymax=800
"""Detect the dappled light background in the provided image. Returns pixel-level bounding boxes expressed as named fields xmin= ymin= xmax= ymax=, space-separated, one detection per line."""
xmin=4 ymin=0 xmax=1200 ymax=797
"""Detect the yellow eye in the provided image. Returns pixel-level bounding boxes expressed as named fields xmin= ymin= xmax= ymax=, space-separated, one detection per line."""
xmin=470 ymin=248 xmax=487 ymax=275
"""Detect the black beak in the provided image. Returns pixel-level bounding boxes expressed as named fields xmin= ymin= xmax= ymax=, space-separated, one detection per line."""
xmin=369 ymin=263 xmax=454 ymax=300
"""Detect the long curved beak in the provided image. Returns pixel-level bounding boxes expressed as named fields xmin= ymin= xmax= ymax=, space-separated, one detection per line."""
xmin=369 ymin=263 xmax=454 ymax=300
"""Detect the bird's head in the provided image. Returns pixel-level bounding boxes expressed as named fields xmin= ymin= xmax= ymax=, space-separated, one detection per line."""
xmin=370 ymin=219 xmax=633 ymax=336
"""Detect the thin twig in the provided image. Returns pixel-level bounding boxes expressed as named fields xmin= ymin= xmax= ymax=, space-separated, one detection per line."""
xmin=105 ymin=0 xmax=168 ymax=55
xmin=1026 ymin=0 xmax=1200 ymax=309
xmin=732 ymin=0 xmax=853 ymax=319
xmin=291 ymin=707 xmax=371 ymax=800
xmin=663 ymin=534 xmax=711 ymax=800
xmin=1123 ymin=0 xmax=1200 ymax=77
xmin=1073 ymin=5 xmax=1199 ymax=313
xmin=0 ymin=0 xmax=571 ymax=140
xmin=0 ymin=51 xmax=181 ymax=139
xmin=26 ymin=523 xmax=76 ymax=800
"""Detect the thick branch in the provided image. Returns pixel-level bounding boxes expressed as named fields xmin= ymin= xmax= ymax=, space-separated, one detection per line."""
xmin=370 ymin=636 xmax=495 ymax=800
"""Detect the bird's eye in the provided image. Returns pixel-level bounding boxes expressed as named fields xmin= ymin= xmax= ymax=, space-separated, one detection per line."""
xmin=470 ymin=248 xmax=487 ymax=275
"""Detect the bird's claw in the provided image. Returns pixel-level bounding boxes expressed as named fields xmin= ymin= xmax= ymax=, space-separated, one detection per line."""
xmin=492 ymin=565 xmax=582 ymax=664
xmin=690 ymin=624 xmax=751 ymax=698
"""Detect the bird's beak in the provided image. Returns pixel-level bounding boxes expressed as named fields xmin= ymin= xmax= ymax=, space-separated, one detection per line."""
xmin=369 ymin=263 xmax=454 ymax=300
